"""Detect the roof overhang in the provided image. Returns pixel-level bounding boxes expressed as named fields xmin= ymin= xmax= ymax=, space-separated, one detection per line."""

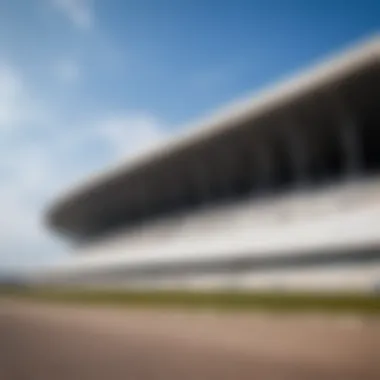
xmin=46 ymin=35 xmax=380 ymax=240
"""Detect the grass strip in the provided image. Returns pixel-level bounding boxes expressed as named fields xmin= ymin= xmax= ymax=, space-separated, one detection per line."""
xmin=1 ymin=287 xmax=380 ymax=314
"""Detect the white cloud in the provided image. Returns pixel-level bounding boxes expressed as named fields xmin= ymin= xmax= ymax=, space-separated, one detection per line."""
xmin=0 ymin=64 xmax=25 ymax=127
xmin=0 ymin=184 xmax=66 ymax=271
xmin=51 ymin=0 xmax=94 ymax=29
xmin=54 ymin=58 xmax=80 ymax=83
xmin=0 ymin=63 xmax=66 ymax=270
xmin=0 ymin=63 xmax=52 ymax=131
xmin=0 ymin=60 xmax=166 ymax=271
xmin=94 ymin=114 xmax=166 ymax=159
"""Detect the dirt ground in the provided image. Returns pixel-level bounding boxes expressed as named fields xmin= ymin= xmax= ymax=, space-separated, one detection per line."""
xmin=0 ymin=298 xmax=379 ymax=380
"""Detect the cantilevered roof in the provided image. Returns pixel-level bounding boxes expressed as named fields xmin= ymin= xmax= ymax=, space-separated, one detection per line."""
xmin=46 ymin=35 xmax=380 ymax=239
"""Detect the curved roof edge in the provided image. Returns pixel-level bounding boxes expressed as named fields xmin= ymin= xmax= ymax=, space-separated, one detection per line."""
xmin=47 ymin=34 xmax=380 ymax=224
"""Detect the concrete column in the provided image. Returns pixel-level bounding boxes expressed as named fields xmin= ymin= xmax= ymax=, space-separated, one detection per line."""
xmin=333 ymin=94 xmax=362 ymax=178
xmin=236 ymin=142 xmax=254 ymax=195
xmin=172 ymin=171 xmax=184 ymax=212
xmin=286 ymin=128 xmax=309 ymax=187
xmin=340 ymin=115 xmax=362 ymax=177
xmin=224 ymin=149 xmax=237 ymax=199
xmin=192 ymin=157 xmax=209 ymax=206
xmin=254 ymin=140 xmax=275 ymax=194
xmin=213 ymin=146 xmax=234 ymax=200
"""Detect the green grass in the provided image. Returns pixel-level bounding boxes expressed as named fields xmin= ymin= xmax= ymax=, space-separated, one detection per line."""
xmin=2 ymin=287 xmax=380 ymax=314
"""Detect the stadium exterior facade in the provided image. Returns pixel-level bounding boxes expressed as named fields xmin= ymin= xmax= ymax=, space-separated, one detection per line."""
xmin=38 ymin=36 xmax=380 ymax=293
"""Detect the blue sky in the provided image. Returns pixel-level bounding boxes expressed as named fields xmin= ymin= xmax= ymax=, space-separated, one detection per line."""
xmin=0 ymin=0 xmax=379 ymax=271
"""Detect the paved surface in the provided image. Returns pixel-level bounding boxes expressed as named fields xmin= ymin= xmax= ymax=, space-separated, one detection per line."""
xmin=0 ymin=299 xmax=379 ymax=380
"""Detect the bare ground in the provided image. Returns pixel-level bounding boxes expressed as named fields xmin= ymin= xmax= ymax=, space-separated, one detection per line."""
xmin=0 ymin=298 xmax=379 ymax=380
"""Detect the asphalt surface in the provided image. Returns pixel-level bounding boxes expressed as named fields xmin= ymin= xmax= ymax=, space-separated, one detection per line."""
xmin=0 ymin=299 xmax=379 ymax=380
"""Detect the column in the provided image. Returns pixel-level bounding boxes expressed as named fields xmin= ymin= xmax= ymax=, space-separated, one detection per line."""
xmin=139 ymin=181 xmax=147 ymax=219
xmin=286 ymin=128 xmax=309 ymax=187
xmin=197 ymin=159 xmax=207 ymax=205
xmin=333 ymin=94 xmax=362 ymax=178
xmin=340 ymin=115 xmax=362 ymax=178
xmin=221 ymin=147 xmax=235 ymax=200
xmin=192 ymin=157 xmax=209 ymax=206
xmin=254 ymin=139 xmax=274 ymax=195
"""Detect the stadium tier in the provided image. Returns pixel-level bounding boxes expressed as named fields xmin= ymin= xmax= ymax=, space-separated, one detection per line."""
xmin=38 ymin=36 xmax=380 ymax=293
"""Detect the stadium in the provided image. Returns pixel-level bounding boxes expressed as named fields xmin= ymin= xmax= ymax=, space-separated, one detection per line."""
xmin=34 ymin=36 xmax=380 ymax=293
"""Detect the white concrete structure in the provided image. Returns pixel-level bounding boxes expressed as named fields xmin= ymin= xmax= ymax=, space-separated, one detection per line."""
xmin=38 ymin=36 xmax=380 ymax=293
